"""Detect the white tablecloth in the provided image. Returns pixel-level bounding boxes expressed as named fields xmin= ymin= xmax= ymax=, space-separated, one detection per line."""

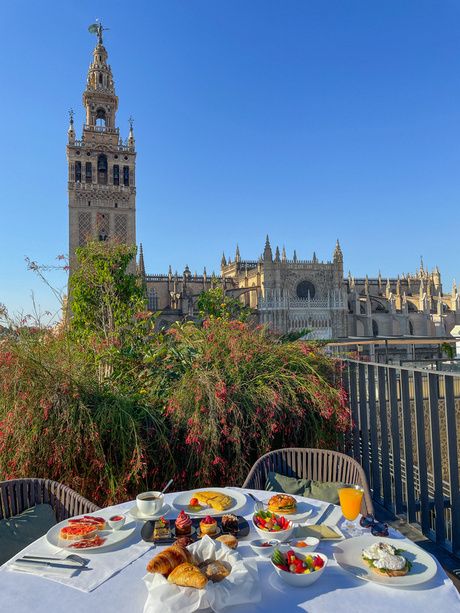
xmin=0 ymin=488 xmax=459 ymax=612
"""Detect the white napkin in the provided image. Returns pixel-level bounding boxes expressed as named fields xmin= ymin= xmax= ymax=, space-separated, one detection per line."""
xmin=8 ymin=561 xmax=79 ymax=579
xmin=143 ymin=535 xmax=261 ymax=613
xmin=4 ymin=526 xmax=153 ymax=593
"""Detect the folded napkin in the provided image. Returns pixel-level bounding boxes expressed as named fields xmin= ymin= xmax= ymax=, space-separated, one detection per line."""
xmin=4 ymin=525 xmax=153 ymax=593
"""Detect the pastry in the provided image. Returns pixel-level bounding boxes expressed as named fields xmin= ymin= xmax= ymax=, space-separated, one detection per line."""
xmin=167 ymin=562 xmax=208 ymax=589
xmin=146 ymin=544 xmax=193 ymax=576
xmin=59 ymin=524 xmax=98 ymax=541
xmin=194 ymin=491 xmax=233 ymax=511
xmin=175 ymin=510 xmax=192 ymax=536
xmin=198 ymin=559 xmax=231 ymax=582
xmin=221 ymin=514 xmax=239 ymax=534
xmin=175 ymin=535 xmax=194 ymax=548
xmin=216 ymin=534 xmax=238 ymax=549
xmin=267 ymin=494 xmax=297 ymax=514
xmin=153 ymin=517 xmax=171 ymax=539
xmin=200 ymin=515 xmax=218 ymax=536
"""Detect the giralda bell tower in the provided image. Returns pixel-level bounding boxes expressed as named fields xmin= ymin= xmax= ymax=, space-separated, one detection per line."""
xmin=67 ymin=23 xmax=136 ymax=270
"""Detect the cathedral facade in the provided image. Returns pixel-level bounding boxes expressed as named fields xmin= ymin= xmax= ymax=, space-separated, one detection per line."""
xmin=68 ymin=31 xmax=460 ymax=340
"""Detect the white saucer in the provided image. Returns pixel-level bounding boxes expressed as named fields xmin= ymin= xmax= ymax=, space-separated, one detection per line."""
xmin=127 ymin=503 xmax=171 ymax=521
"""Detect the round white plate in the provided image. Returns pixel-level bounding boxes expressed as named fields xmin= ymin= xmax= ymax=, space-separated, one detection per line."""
xmin=46 ymin=514 xmax=136 ymax=552
xmin=257 ymin=500 xmax=315 ymax=523
xmin=334 ymin=535 xmax=438 ymax=588
xmin=127 ymin=503 xmax=171 ymax=521
xmin=172 ymin=488 xmax=247 ymax=517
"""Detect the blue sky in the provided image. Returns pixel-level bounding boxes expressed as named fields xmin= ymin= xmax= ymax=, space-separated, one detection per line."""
xmin=1 ymin=0 xmax=459 ymax=316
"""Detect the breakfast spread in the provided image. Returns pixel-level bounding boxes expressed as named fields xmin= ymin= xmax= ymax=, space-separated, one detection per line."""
xmin=362 ymin=542 xmax=411 ymax=577
xmin=253 ymin=509 xmax=291 ymax=532
xmin=175 ymin=510 xmax=192 ymax=536
xmin=57 ymin=515 xmax=110 ymax=549
xmin=272 ymin=548 xmax=325 ymax=574
xmin=200 ymin=515 xmax=218 ymax=536
xmin=267 ymin=494 xmax=297 ymax=515
xmin=194 ymin=491 xmax=233 ymax=511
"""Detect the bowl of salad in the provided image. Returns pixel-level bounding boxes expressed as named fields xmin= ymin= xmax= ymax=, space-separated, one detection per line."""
xmin=271 ymin=548 xmax=328 ymax=586
xmin=253 ymin=510 xmax=294 ymax=542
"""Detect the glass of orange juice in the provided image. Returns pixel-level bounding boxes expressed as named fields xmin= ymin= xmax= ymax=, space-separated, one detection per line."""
xmin=338 ymin=485 xmax=364 ymax=536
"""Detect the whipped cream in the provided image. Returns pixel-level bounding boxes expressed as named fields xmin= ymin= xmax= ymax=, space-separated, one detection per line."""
xmin=374 ymin=554 xmax=406 ymax=571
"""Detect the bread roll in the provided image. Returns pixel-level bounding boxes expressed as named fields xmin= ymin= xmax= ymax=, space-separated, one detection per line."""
xmin=146 ymin=544 xmax=193 ymax=576
xmin=168 ymin=562 xmax=208 ymax=589
xmin=216 ymin=534 xmax=238 ymax=549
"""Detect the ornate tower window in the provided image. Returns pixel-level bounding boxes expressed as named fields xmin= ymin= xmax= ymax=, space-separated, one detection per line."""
xmin=78 ymin=212 xmax=92 ymax=246
xmin=97 ymin=212 xmax=109 ymax=241
xmin=95 ymin=108 xmax=106 ymax=127
xmin=148 ymin=287 xmax=158 ymax=311
xmin=113 ymin=164 xmax=119 ymax=185
xmin=85 ymin=161 xmax=92 ymax=183
xmin=114 ymin=214 xmax=127 ymax=242
xmin=75 ymin=161 xmax=81 ymax=182
xmin=97 ymin=154 xmax=108 ymax=185
xmin=296 ymin=280 xmax=316 ymax=299
xmin=123 ymin=166 xmax=129 ymax=186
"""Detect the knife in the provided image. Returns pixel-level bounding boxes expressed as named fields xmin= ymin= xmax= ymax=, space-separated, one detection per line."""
xmin=314 ymin=503 xmax=334 ymax=525
xmin=21 ymin=555 xmax=87 ymax=567
xmin=15 ymin=559 xmax=83 ymax=570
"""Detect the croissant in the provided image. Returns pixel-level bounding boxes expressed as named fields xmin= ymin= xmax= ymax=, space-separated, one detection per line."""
xmin=146 ymin=544 xmax=193 ymax=576
xmin=168 ymin=562 xmax=208 ymax=589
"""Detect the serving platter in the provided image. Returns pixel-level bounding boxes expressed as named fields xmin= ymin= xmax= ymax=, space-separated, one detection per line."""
xmin=141 ymin=515 xmax=250 ymax=544
xmin=46 ymin=515 xmax=136 ymax=552
xmin=172 ymin=487 xmax=248 ymax=517
xmin=334 ymin=535 xmax=438 ymax=588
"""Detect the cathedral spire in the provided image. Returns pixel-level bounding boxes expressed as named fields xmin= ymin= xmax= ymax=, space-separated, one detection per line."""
xmin=274 ymin=246 xmax=281 ymax=262
xmin=137 ymin=243 xmax=145 ymax=277
xmin=333 ymin=239 xmax=343 ymax=263
xmin=235 ymin=244 xmax=241 ymax=263
xmin=263 ymin=235 xmax=273 ymax=262
xmin=221 ymin=252 xmax=227 ymax=267
xmin=67 ymin=108 xmax=75 ymax=144
xmin=282 ymin=246 xmax=287 ymax=262
xmin=293 ymin=249 xmax=297 ymax=263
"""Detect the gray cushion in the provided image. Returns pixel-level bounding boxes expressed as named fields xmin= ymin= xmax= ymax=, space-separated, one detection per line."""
xmin=309 ymin=481 xmax=345 ymax=504
xmin=265 ymin=472 xmax=311 ymax=496
xmin=0 ymin=504 xmax=57 ymax=565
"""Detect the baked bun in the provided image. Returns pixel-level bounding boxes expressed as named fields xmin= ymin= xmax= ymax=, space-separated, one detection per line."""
xmin=198 ymin=559 xmax=231 ymax=582
xmin=146 ymin=544 xmax=193 ymax=576
xmin=168 ymin=562 xmax=208 ymax=589
xmin=267 ymin=494 xmax=297 ymax=514
xmin=216 ymin=534 xmax=238 ymax=549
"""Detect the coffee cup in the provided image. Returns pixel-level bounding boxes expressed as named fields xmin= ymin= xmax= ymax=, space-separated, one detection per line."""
xmin=136 ymin=491 xmax=164 ymax=516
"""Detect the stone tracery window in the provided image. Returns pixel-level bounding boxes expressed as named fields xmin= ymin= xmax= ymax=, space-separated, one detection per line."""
xmin=114 ymin=214 xmax=127 ymax=242
xmin=296 ymin=280 xmax=316 ymax=299
xmin=78 ymin=212 xmax=91 ymax=246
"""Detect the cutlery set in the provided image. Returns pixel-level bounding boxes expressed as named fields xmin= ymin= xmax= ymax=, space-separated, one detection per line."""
xmin=14 ymin=554 xmax=89 ymax=570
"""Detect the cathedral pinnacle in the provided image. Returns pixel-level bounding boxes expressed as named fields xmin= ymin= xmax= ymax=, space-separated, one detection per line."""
xmin=221 ymin=252 xmax=227 ymax=267
xmin=235 ymin=244 xmax=241 ymax=263
xmin=333 ymin=239 xmax=343 ymax=263
xmin=263 ymin=235 xmax=273 ymax=262
xmin=137 ymin=243 xmax=145 ymax=277
xmin=275 ymin=246 xmax=280 ymax=262
xmin=282 ymin=246 xmax=287 ymax=262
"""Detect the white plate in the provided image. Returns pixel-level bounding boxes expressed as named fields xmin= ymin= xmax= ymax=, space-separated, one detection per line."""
xmin=172 ymin=488 xmax=248 ymax=517
xmin=127 ymin=503 xmax=171 ymax=521
xmin=46 ymin=514 xmax=136 ymax=552
xmin=258 ymin=499 xmax=316 ymax=523
xmin=334 ymin=535 xmax=438 ymax=588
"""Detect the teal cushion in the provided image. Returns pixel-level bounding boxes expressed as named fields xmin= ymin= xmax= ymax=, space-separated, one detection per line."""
xmin=309 ymin=481 xmax=345 ymax=504
xmin=265 ymin=472 xmax=311 ymax=496
xmin=0 ymin=504 xmax=57 ymax=565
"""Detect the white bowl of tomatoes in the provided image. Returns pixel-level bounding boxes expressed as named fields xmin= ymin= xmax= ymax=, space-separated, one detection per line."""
xmin=252 ymin=510 xmax=294 ymax=542
xmin=271 ymin=548 xmax=327 ymax=586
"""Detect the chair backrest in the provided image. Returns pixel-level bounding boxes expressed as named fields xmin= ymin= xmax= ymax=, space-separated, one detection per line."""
xmin=0 ymin=478 xmax=100 ymax=522
xmin=242 ymin=448 xmax=374 ymax=515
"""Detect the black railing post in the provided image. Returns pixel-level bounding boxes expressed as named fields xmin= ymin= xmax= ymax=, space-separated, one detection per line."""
xmin=401 ymin=369 xmax=416 ymax=523
xmin=445 ymin=375 xmax=460 ymax=555
xmin=388 ymin=368 xmax=403 ymax=514
xmin=358 ymin=362 xmax=370 ymax=483
xmin=377 ymin=365 xmax=392 ymax=510
xmin=367 ymin=364 xmax=381 ymax=504
xmin=428 ymin=372 xmax=446 ymax=545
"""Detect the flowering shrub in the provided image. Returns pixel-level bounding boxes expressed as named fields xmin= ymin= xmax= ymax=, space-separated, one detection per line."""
xmin=0 ymin=245 xmax=350 ymax=506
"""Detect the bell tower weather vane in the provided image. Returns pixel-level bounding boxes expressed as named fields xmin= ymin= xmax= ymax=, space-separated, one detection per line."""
xmin=88 ymin=19 xmax=109 ymax=44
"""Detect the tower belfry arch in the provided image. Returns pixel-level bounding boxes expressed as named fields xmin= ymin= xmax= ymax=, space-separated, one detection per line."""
xmin=67 ymin=23 xmax=136 ymax=270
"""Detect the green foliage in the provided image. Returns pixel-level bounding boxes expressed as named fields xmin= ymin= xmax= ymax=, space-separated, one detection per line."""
xmin=69 ymin=241 xmax=146 ymax=341
xmin=441 ymin=342 xmax=455 ymax=360
xmin=0 ymin=247 xmax=350 ymax=506
xmin=196 ymin=287 xmax=252 ymax=321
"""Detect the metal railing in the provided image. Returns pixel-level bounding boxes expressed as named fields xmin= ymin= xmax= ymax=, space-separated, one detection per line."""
xmin=341 ymin=358 xmax=460 ymax=556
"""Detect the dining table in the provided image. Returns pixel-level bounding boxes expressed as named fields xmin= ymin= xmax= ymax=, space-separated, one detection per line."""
xmin=0 ymin=487 xmax=459 ymax=613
